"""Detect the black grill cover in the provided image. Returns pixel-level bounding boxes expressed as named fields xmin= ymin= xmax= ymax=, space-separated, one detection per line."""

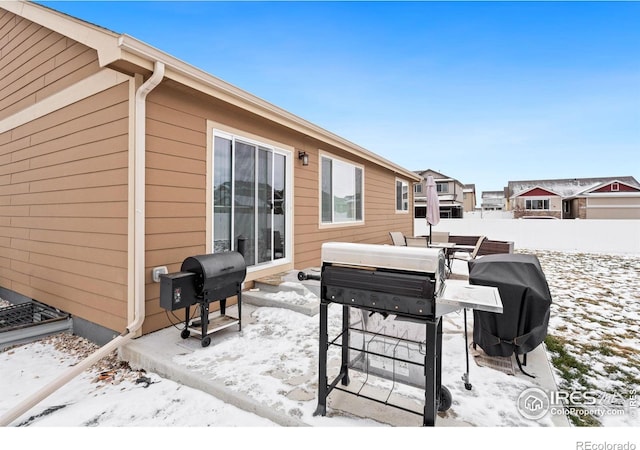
xmin=468 ymin=254 xmax=552 ymax=357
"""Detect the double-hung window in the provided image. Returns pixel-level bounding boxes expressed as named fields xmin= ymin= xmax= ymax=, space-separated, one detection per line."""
xmin=321 ymin=155 xmax=363 ymax=224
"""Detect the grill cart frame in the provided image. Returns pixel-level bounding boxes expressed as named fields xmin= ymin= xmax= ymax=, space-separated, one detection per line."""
xmin=312 ymin=242 xmax=502 ymax=427
xmin=160 ymin=251 xmax=246 ymax=347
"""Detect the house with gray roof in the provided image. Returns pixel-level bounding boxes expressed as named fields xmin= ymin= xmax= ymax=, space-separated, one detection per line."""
xmin=507 ymin=176 xmax=640 ymax=219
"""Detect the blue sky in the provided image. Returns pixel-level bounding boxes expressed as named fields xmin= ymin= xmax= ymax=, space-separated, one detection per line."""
xmin=39 ymin=1 xmax=640 ymax=200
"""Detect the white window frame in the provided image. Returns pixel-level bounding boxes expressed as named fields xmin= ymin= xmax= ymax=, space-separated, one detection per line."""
xmin=525 ymin=198 xmax=550 ymax=210
xmin=396 ymin=178 xmax=409 ymax=213
xmin=319 ymin=151 xmax=365 ymax=228
xmin=207 ymin=121 xmax=293 ymax=274
xmin=611 ymin=182 xmax=619 ymax=192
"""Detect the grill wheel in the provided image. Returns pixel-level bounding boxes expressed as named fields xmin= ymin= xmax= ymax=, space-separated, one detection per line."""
xmin=438 ymin=386 xmax=452 ymax=412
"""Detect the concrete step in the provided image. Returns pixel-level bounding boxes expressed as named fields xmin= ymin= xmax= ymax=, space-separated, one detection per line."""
xmin=242 ymin=270 xmax=320 ymax=316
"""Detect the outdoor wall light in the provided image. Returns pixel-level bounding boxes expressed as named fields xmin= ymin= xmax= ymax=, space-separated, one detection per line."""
xmin=298 ymin=151 xmax=309 ymax=166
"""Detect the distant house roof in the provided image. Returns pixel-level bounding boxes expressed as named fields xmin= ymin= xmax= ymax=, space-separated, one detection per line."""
xmin=508 ymin=176 xmax=640 ymax=198
xmin=414 ymin=169 xmax=462 ymax=185
xmin=482 ymin=191 xmax=506 ymax=199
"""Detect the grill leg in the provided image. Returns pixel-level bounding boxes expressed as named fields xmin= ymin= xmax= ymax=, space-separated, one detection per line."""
xmin=237 ymin=291 xmax=242 ymax=332
xmin=201 ymin=301 xmax=209 ymax=344
xmin=423 ymin=318 xmax=440 ymax=426
xmin=314 ymin=300 xmax=329 ymax=417
xmin=340 ymin=305 xmax=350 ymax=386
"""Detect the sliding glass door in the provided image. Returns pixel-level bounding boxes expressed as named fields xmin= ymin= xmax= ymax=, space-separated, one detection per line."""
xmin=213 ymin=134 xmax=288 ymax=268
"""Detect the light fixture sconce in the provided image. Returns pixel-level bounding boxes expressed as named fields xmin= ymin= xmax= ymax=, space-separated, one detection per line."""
xmin=298 ymin=151 xmax=309 ymax=166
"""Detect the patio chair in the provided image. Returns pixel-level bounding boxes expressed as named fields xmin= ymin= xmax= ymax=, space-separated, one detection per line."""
xmin=389 ymin=231 xmax=406 ymax=246
xmin=430 ymin=231 xmax=450 ymax=244
xmin=452 ymin=235 xmax=486 ymax=262
xmin=405 ymin=236 xmax=428 ymax=247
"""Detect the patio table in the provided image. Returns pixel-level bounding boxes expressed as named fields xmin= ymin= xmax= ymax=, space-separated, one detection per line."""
xmin=428 ymin=242 xmax=456 ymax=274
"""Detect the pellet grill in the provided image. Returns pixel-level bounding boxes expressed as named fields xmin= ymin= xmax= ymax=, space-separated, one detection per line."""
xmin=159 ymin=251 xmax=246 ymax=347
xmin=312 ymin=242 xmax=503 ymax=426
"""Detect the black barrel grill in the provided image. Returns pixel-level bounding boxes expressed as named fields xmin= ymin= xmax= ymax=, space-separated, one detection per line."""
xmin=160 ymin=251 xmax=246 ymax=347
xmin=313 ymin=242 xmax=452 ymax=426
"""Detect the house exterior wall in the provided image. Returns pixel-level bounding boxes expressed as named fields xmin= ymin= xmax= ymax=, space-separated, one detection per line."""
xmin=577 ymin=198 xmax=587 ymax=219
xmin=0 ymin=10 xmax=102 ymax=120
xmin=512 ymin=194 xmax=562 ymax=219
xmin=463 ymin=191 xmax=476 ymax=212
xmin=593 ymin=183 xmax=638 ymax=193
xmin=2 ymin=6 xmax=417 ymax=338
xmin=1 ymin=10 xmax=132 ymax=334
xmin=0 ymin=83 xmax=131 ymax=332
xmin=141 ymin=83 xmax=415 ymax=334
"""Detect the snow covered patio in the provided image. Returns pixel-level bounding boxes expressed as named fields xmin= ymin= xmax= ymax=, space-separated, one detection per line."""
xmin=119 ymin=257 xmax=568 ymax=428
xmin=1 ymin=248 xmax=637 ymax=434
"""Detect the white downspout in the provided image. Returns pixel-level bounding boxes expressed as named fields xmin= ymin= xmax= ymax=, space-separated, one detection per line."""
xmin=0 ymin=61 xmax=165 ymax=427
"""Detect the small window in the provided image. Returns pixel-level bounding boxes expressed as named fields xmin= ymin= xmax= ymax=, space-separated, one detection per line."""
xmin=396 ymin=179 xmax=408 ymax=212
xmin=321 ymin=155 xmax=363 ymax=224
xmin=611 ymin=182 xmax=619 ymax=192
xmin=414 ymin=183 xmax=423 ymax=194
xmin=415 ymin=206 xmax=426 ymax=218
xmin=436 ymin=182 xmax=448 ymax=193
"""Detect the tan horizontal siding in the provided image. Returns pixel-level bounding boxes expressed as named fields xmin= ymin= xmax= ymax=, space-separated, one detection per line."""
xmin=0 ymin=12 xmax=101 ymax=120
xmin=140 ymin=81 xmax=414 ymax=333
xmin=143 ymin=89 xmax=208 ymax=333
xmin=0 ymin=80 xmax=131 ymax=331
xmin=293 ymin=158 xmax=413 ymax=269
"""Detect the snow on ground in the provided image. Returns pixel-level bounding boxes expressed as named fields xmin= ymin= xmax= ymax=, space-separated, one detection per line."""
xmin=0 ymin=249 xmax=638 ymax=447
xmin=517 ymin=249 xmax=640 ymax=427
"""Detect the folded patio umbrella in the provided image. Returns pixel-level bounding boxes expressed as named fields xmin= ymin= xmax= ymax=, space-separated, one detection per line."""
xmin=426 ymin=175 xmax=440 ymax=244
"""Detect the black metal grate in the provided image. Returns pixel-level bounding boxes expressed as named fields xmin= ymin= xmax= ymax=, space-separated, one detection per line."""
xmin=0 ymin=301 xmax=69 ymax=333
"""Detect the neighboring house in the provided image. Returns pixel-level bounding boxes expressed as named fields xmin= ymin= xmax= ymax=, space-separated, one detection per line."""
xmin=414 ymin=169 xmax=466 ymax=219
xmin=508 ymin=177 xmax=640 ymax=219
xmin=0 ymin=2 xmax=420 ymax=342
xmin=462 ymin=184 xmax=476 ymax=212
xmin=481 ymin=190 xmax=507 ymax=211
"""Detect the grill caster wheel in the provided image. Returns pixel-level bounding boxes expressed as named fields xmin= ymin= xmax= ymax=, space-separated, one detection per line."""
xmin=180 ymin=329 xmax=190 ymax=339
xmin=201 ymin=336 xmax=211 ymax=347
xmin=438 ymin=386 xmax=452 ymax=412
xmin=464 ymin=382 xmax=473 ymax=391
